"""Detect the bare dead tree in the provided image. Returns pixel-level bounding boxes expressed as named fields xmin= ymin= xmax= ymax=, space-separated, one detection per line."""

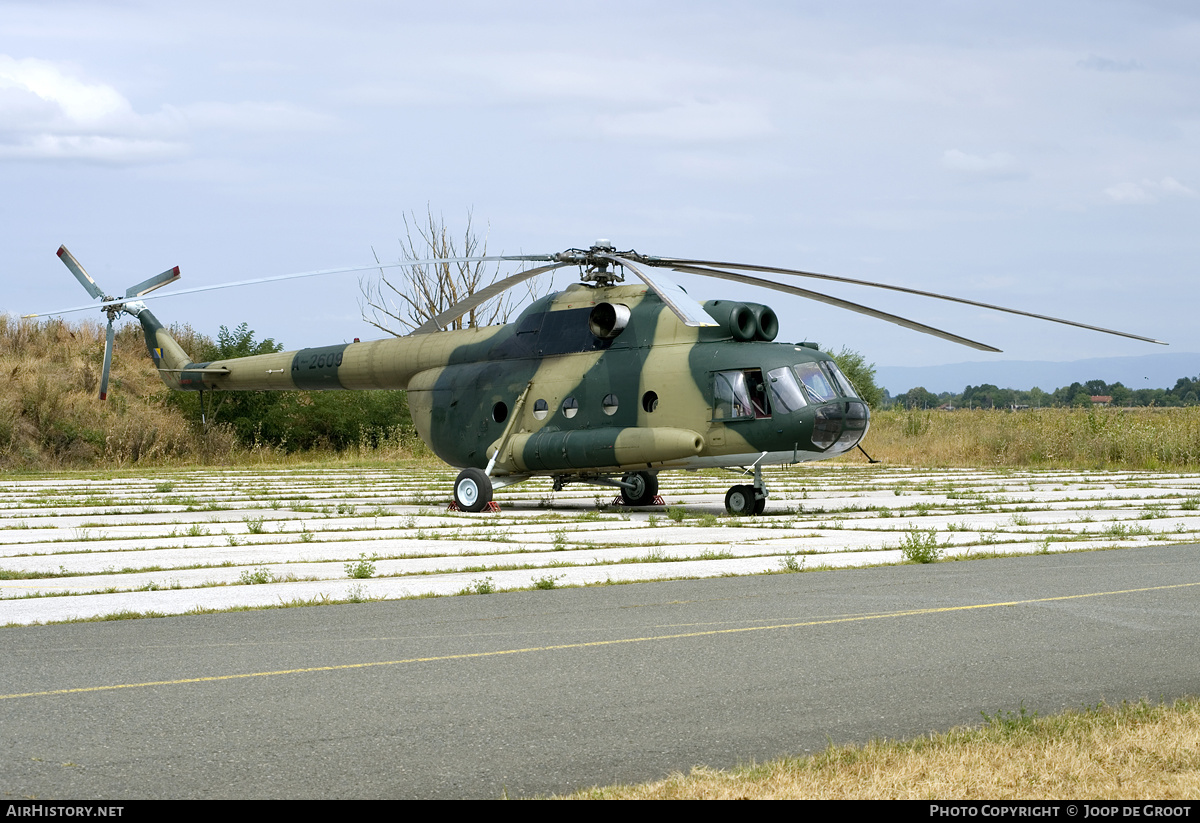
xmin=359 ymin=207 xmax=545 ymax=336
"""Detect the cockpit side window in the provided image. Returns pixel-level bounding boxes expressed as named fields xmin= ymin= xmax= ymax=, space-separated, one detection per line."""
xmin=713 ymin=369 xmax=771 ymax=420
xmin=767 ymin=366 xmax=807 ymax=413
xmin=794 ymin=362 xmax=838 ymax=403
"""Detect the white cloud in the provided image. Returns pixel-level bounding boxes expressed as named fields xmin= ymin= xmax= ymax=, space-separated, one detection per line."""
xmin=0 ymin=55 xmax=334 ymax=163
xmin=1104 ymin=176 xmax=1197 ymax=204
xmin=0 ymin=55 xmax=184 ymax=163
xmin=0 ymin=134 xmax=183 ymax=163
xmin=0 ymin=55 xmax=131 ymax=124
xmin=941 ymin=149 xmax=1023 ymax=178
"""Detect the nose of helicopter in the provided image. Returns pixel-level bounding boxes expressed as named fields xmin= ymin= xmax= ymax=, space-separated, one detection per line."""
xmin=810 ymin=400 xmax=870 ymax=453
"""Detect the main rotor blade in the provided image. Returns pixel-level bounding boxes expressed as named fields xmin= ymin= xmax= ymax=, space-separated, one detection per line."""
xmin=603 ymin=254 xmax=719 ymax=328
xmin=125 ymin=266 xmax=181 ymax=299
xmin=410 ymin=261 xmax=570 ymax=334
xmin=99 ymin=319 xmax=115 ymax=401
xmin=56 ymin=246 xmax=106 ymax=301
xmin=670 ymin=263 xmax=1002 ymax=352
xmin=27 ymin=253 xmax=556 ymax=319
xmin=650 ymin=256 xmax=1167 ymax=346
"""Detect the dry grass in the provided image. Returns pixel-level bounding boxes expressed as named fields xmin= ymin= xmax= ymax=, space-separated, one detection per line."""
xmin=0 ymin=314 xmax=428 ymax=470
xmin=862 ymin=407 xmax=1200 ymax=471
xmin=564 ymin=699 xmax=1200 ymax=799
xmin=0 ymin=314 xmax=223 ymax=468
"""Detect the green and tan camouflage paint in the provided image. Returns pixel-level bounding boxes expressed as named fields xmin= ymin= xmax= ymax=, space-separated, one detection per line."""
xmin=136 ymin=280 xmax=869 ymax=478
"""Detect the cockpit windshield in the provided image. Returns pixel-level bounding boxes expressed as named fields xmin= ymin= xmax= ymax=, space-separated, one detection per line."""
xmin=825 ymin=361 xmax=859 ymax=399
xmin=793 ymin=360 xmax=858 ymax=403
xmin=794 ymin=362 xmax=838 ymax=402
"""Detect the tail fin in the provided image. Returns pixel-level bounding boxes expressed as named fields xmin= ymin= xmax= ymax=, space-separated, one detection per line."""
xmin=126 ymin=302 xmax=196 ymax=390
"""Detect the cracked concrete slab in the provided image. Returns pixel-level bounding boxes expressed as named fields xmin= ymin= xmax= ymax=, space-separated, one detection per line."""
xmin=2 ymin=465 xmax=1199 ymax=625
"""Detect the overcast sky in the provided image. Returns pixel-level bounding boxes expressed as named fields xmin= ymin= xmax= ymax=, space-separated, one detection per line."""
xmin=3 ymin=0 xmax=1197 ymax=369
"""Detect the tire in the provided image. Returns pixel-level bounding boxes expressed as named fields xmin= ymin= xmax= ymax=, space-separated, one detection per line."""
xmin=725 ymin=484 xmax=756 ymax=516
xmin=454 ymin=468 xmax=493 ymax=513
xmin=752 ymin=494 xmax=767 ymax=515
xmin=620 ymin=471 xmax=659 ymax=507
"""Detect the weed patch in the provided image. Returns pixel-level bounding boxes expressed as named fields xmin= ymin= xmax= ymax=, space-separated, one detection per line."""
xmin=344 ymin=553 xmax=377 ymax=579
xmin=900 ymin=528 xmax=943 ymax=563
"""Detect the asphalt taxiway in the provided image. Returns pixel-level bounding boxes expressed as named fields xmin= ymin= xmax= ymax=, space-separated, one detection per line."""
xmin=3 ymin=543 xmax=1197 ymax=798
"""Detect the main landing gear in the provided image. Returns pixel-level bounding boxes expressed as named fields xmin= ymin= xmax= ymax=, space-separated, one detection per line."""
xmin=618 ymin=470 xmax=659 ymax=507
xmin=453 ymin=468 xmax=493 ymax=513
xmin=545 ymin=470 xmax=661 ymax=506
xmin=451 ymin=469 xmax=661 ymax=512
xmin=724 ymin=463 xmax=768 ymax=516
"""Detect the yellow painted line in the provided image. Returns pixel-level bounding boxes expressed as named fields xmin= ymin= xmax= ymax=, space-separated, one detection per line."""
xmin=4 ymin=581 xmax=1197 ymax=702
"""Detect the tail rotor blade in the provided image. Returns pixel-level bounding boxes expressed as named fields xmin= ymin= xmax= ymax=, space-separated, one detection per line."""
xmin=57 ymin=245 xmax=106 ymax=301
xmin=125 ymin=266 xmax=181 ymax=299
xmin=99 ymin=320 xmax=115 ymax=401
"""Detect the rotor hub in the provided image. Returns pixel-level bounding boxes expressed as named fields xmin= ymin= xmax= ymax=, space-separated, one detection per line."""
xmin=553 ymin=240 xmax=646 ymax=287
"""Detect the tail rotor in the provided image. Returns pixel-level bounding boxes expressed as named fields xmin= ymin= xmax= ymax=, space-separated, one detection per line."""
xmin=55 ymin=245 xmax=181 ymax=400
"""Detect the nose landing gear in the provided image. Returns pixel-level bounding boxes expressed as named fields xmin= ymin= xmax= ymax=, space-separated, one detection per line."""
xmin=725 ymin=462 xmax=768 ymax=516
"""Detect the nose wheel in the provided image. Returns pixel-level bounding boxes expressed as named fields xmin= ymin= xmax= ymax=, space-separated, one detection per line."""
xmin=725 ymin=485 xmax=766 ymax=516
xmin=724 ymin=463 xmax=768 ymax=516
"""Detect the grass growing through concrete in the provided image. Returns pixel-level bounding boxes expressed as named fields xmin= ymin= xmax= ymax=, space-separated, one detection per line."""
xmin=5 ymin=464 xmax=1200 ymax=624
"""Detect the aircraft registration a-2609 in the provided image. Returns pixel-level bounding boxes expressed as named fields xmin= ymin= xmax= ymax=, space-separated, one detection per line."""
xmin=33 ymin=240 xmax=1165 ymax=515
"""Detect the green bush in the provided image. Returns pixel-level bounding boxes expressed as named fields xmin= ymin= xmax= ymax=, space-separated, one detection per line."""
xmin=900 ymin=529 xmax=943 ymax=563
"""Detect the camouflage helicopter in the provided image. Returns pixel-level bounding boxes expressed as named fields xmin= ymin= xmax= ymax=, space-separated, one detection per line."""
xmin=36 ymin=241 xmax=1165 ymax=515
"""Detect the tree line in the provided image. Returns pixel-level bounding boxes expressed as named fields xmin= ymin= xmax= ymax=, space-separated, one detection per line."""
xmin=167 ymin=322 xmax=415 ymax=452
xmin=888 ymin=376 xmax=1200 ymax=410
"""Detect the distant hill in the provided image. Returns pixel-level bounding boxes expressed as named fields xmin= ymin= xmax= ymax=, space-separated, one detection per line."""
xmin=876 ymin=352 xmax=1200 ymax=395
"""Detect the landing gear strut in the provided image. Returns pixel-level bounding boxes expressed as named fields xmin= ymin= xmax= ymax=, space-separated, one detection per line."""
xmin=724 ymin=463 xmax=767 ymax=516
xmin=548 ymin=471 xmax=662 ymax=507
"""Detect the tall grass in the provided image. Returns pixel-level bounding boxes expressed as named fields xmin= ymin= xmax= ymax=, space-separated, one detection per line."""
xmin=0 ymin=315 xmax=427 ymax=470
xmin=861 ymin=407 xmax=1200 ymax=471
xmin=0 ymin=315 xmax=217 ymax=468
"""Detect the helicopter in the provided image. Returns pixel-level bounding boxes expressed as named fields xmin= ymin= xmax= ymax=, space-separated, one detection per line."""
xmin=35 ymin=240 xmax=1166 ymax=515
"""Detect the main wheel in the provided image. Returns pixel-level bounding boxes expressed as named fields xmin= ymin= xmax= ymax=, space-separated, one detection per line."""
xmin=752 ymin=493 xmax=767 ymax=515
xmin=620 ymin=471 xmax=659 ymax=506
xmin=454 ymin=468 xmax=493 ymax=513
xmin=725 ymin=484 xmax=756 ymax=516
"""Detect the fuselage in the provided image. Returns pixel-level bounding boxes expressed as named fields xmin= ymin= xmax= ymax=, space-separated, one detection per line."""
xmin=139 ymin=281 xmax=869 ymax=477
